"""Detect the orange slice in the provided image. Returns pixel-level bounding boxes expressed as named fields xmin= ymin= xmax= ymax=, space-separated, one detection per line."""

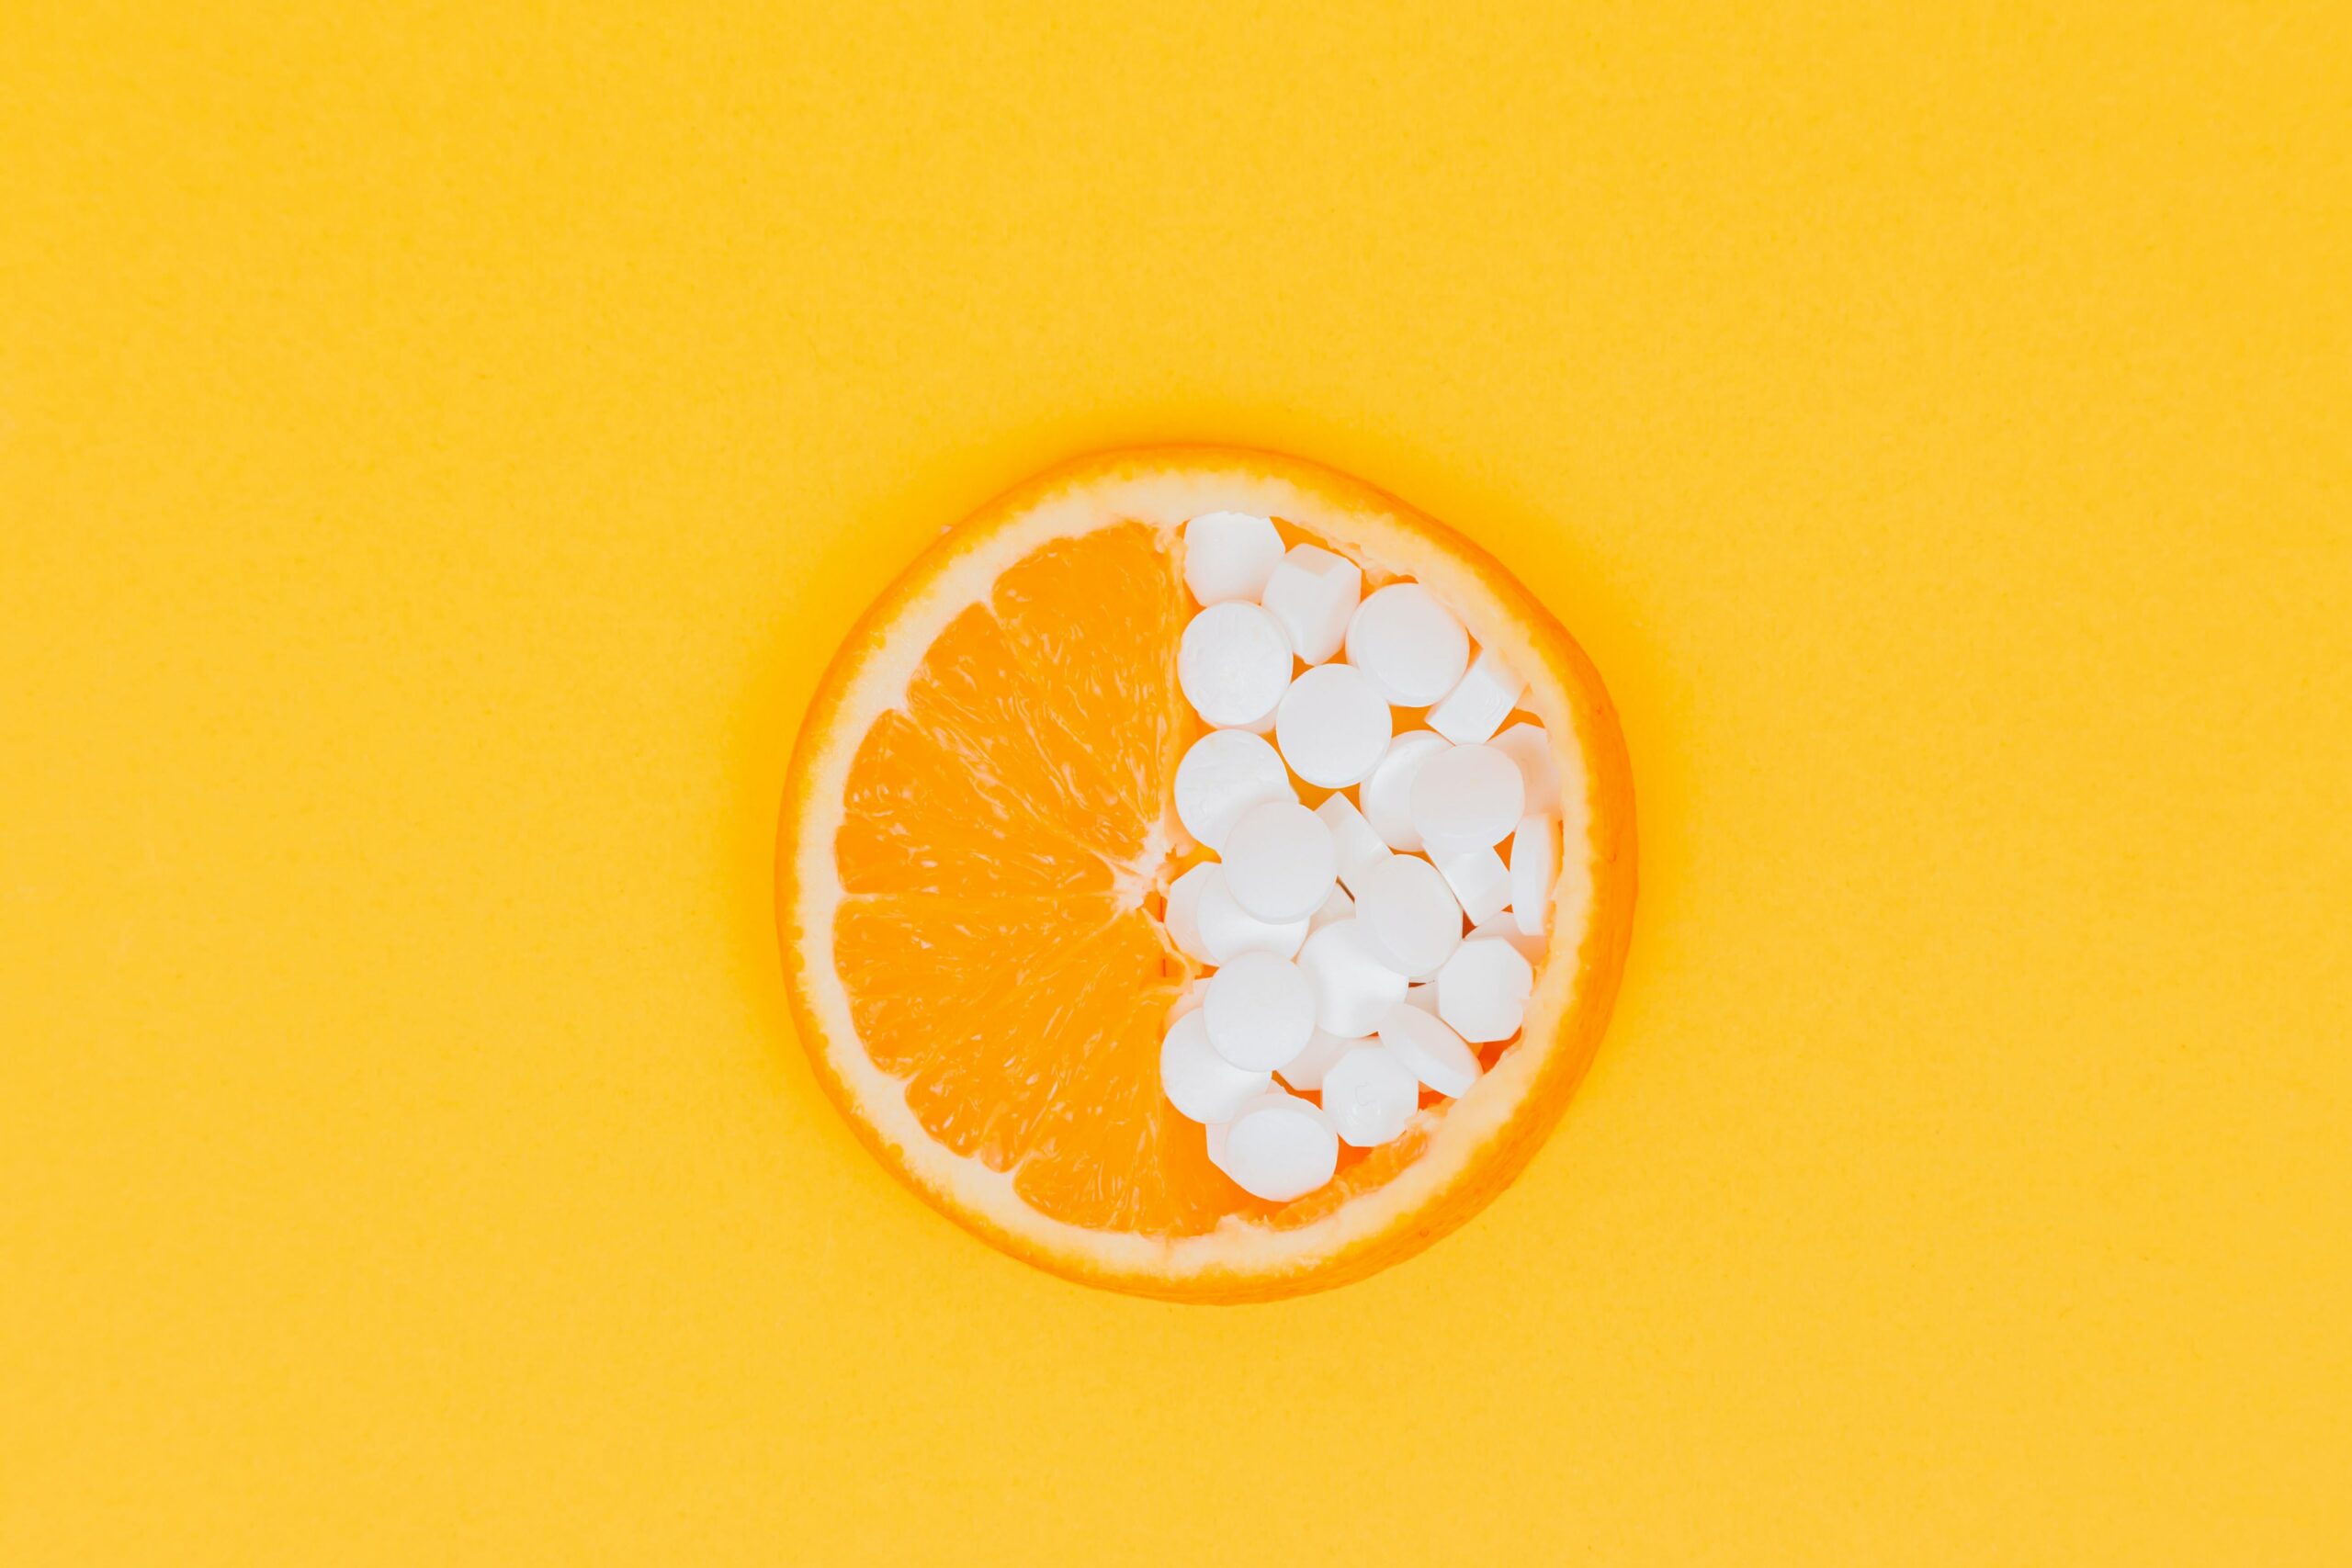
xmin=776 ymin=446 xmax=1634 ymax=1300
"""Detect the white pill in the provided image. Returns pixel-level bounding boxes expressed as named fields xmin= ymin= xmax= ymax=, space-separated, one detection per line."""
xmin=1296 ymin=919 xmax=1410 ymax=1035
xmin=1196 ymin=871 xmax=1310 ymax=962
xmin=1206 ymin=1093 xmax=1276 ymax=1174
xmin=1321 ymin=1045 xmax=1423 ymax=1146
xmin=1221 ymin=800 xmax=1337 ymax=922
xmin=1345 ymin=582 xmax=1469 ymax=705
xmin=1276 ymin=1027 xmax=1363 ymax=1092
xmin=1203 ymin=951 xmax=1317 ymax=1072
xmin=1173 ymin=729 xmax=1294 ymax=851
xmin=1316 ymin=793 xmax=1390 ymax=897
xmin=1169 ymin=976 xmax=1212 ymax=1019
xmin=1403 ymin=982 xmax=1440 ymax=1013
xmin=1376 ymin=1002 xmax=1482 ymax=1097
xmin=1435 ymin=937 xmax=1535 ymax=1043
xmin=1509 ymin=813 xmax=1561 ymax=938
xmin=1354 ymin=853 xmax=1464 ymax=978
xmin=1222 ymin=1093 xmax=1340 ymax=1201
xmin=1436 ymin=843 xmax=1512 ymax=926
xmin=1261 ymin=544 xmax=1363 ymax=663
xmin=1307 ymin=884 xmax=1355 ymax=933
xmin=1359 ymin=730 xmax=1451 ymax=851
xmin=1161 ymin=1009 xmax=1272 ymax=1122
xmin=1207 ymin=1088 xmax=1306 ymax=1174
xmin=1163 ymin=862 xmax=1218 ymax=963
xmin=1470 ymin=915 xmax=1545 ymax=964
xmin=1274 ymin=663 xmax=1392 ymax=787
xmin=1408 ymin=741 xmax=1525 ymax=852
xmin=1427 ymin=648 xmax=1526 ymax=746
xmin=1183 ymin=512 xmax=1285 ymax=604
xmin=1179 ymin=602 xmax=1294 ymax=728
xmin=1490 ymin=722 xmax=1561 ymax=810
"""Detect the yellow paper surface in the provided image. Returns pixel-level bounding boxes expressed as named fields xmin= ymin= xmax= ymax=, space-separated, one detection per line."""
xmin=4 ymin=4 xmax=2346 ymax=1562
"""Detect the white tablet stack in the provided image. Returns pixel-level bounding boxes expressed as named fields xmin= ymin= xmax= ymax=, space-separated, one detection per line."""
xmin=1159 ymin=513 xmax=1565 ymax=1202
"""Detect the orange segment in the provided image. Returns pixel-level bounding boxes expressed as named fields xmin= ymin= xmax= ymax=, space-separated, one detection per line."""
xmin=837 ymin=710 xmax=1113 ymax=897
xmin=833 ymin=895 xmax=1121 ymax=1078
xmin=1009 ymin=974 xmax=1253 ymax=1236
xmin=903 ymin=604 xmax=1146 ymax=865
xmin=838 ymin=895 xmax=1145 ymax=1174
xmin=834 ymin=519 xmax=1241 ymax=1235
xmin=988 ymin=522 xmax=1188 ymax=825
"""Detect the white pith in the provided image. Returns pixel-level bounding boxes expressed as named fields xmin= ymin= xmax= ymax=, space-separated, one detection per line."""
xmin=788 ymin=457 xmax=1601 ymax=1286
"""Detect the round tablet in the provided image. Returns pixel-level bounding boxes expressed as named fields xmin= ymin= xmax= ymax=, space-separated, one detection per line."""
xmin=1354 ymin=853 xmax=1464 ymax=978
xmin=1345 ymin=582 xmax=1469 ymax=705
xmin=1202 ymin=951 xmax=1316 ymax=1072
xmin=1222 ymin=800 xmax=1338 ymax=922
xmin=1508 ymin=813 xmax=1560 ymax=938
xmin=1307 ymin=883 xmax=1355 ymax=933
xmin=1427 ymin=647 xmax=1525 ymax=746
xmin=1434 ymin=937 xmax=1535 ymax=1044
xmin=1408 ymin=741 xmax=1524 ymax=852
xmin=1315 ymin=792 xmax=1390 ymax=895
xmin=1205 ymin=1097 xmax=1287 ymax=1176
xmin=1359 ymin=730 xmax=1450 ymax=852
xmin=1435 ymin=843 xmax=1511 ymax=927
xmin=1178 ymin=602 xmax=1294 ymax=728
xmin=1159 ymin=1009 xmax=1272 ymax=1122
xmin=1183 ymin=512 xmax=1286 ymax=604
xmin=1196 ymin=872 xmax=1311 ymax=963
xmin=1221 ymin=1096 xmax=1340 ymax=1201
xmin=1320 ymin=1045 xmax=1421 ymax=1146
xmin=1295 ymin=919 xmax=1410 ymax=1036
xmin=1489 ymin=722 xmax=1561 ymax=811
xmin=1168 ymin=976 xmax=1212 ymax=1020
xmin=1274 ymin=1028 xmax=1364 ymax=1093
xmin=1162 ymin=862 xmax=1218 ymax=963
xmin=1261 ymin=544 xmax=1363 ymax=663
xmin=1172 ymin=729 xmax=1293 ymax=851
xmin=1376 ymin=1002 xmax=1483 ymax=1098
xmin=1274 ymin=663 xmax=1392 ymax=787
xmin=1468 ymin=914 xmax=1544 ymax=963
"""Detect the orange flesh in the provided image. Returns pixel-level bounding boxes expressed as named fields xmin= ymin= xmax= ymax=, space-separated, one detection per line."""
xmin=831 ymin=521 xmax=1452 ymax=1237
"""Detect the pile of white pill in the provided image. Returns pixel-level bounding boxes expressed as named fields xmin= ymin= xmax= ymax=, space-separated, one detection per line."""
xmin=1159 ymin=512 xmax=1564 ymax=1203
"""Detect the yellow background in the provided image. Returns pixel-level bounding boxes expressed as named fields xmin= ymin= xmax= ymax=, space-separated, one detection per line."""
xmin=5 ymin=2 xmax=2347 ymax=1561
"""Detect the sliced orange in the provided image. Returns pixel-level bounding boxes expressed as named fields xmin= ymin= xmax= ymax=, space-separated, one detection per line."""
xmin=776 ymin=446 xmax=1634 ymax=1301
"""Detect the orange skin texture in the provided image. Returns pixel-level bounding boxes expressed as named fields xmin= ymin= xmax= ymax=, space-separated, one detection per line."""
xmin=777 ymin=446 xmax=1635 ymax=1302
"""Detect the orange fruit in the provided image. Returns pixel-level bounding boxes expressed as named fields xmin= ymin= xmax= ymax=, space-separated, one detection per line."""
xmin=775 ymin=446 xmax=1634 ymax=1301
